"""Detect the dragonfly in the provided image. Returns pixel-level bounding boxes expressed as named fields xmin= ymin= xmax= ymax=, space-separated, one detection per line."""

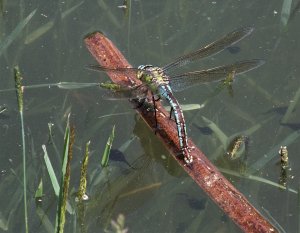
xmin=88 ymin=27 xmax=264 ymax=164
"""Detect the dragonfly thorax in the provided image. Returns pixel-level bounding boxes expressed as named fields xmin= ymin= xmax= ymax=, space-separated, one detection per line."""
xmin=137 ymin=65 xmax=169 ymax=90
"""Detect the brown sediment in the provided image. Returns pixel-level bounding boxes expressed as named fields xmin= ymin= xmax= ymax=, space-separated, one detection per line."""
xmin=84 ymin=31 xmax=278 ymax=233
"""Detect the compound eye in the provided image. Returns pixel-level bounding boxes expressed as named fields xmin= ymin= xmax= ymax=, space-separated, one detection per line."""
xmin=138 ymin=65 xmax=145 ymax=70
xmin=138 ymin=64 xmax=153 ymax=70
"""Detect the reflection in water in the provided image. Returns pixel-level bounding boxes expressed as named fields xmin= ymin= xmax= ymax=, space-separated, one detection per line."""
xmin=177 ymin=193 xmax=207 ymax=211
xmin=226 ymin=46 xmax=241 ymax=54
xmin=109 ymin=149 xmax=136 ymax=169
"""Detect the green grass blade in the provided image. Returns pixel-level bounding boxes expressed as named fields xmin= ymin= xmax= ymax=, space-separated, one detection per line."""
xmin=62 ymin=115 xmax=70 ymax=174
xmin=55 ymin=120 xmax=74 ymax=233
xmin=43 ymin=146 xmax=74 ymax=214
xmin=42 ymin=145 xmax=60 ymax=196
xmin=13 ymin=66 xmax=28 ymax=233
xmin=0 ymin=9 xmax=36 ymax=56
xmin=101 ymin=125 xmax=115 ymax=167
xmin=34 ymin=179 xmax=43 ymax=199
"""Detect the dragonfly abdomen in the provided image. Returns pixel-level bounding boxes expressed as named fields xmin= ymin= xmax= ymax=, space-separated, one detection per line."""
xmin=158 ymin=84 xmax=193 ymax=163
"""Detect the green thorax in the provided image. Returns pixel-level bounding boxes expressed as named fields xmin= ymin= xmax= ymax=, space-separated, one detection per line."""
xmin=137 ymin=65 xmax=169 ymax=94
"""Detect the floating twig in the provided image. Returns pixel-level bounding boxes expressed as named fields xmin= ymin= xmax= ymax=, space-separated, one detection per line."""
xmin=84 ymin=32 xmax=278 ymax=233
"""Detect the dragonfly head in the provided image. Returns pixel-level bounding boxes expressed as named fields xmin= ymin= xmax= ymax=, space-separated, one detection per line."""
xmin=137 ymin=65 xmax=168 ymax=89
xmin=138 ymin=64 xmax=153 ymax=70
xmin=137 ymin=64 xmax=154 ymax=82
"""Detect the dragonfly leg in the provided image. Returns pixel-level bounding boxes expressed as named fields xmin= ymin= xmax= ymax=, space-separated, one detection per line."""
xmin=169 ymin=107 xmax=178 ymax=122
xmin=168 ymin=106 xmax=180 ymax=123
xmin=152 ymin=93 xmax=159 ymax=134
xmin=132 ymin=98 xmax=146 ymax=109
xmin=153 ymin=95 xmax=161 ymax=101
xmin=169 ymin=107 xmax=173 ymax=119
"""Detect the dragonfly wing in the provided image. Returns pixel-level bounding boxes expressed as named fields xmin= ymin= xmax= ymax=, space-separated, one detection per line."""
xmin=162 ymin=27 xmax=254 ymax=72
xmin=169 ymin=59 xmax=265 ymax=92
xmin=87 ymin=64 xmax=140 ymax=77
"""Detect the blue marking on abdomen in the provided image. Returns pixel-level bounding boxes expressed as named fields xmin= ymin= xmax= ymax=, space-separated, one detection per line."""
xmin=158 ymin=85 xmax=188 ymax=150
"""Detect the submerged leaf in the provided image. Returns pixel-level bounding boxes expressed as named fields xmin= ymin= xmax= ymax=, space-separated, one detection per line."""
xmin=226 ymin=135 xmax=248 ymax=160
xmin=101 ymin=125 xmax=115 ymax=167
xmin=25 ymin=2 xmax=83 ymax=44
xmin=0 ymin=9 xmax=36 ymax=56
xmin=281 ymin=0 xmax=293 ymax=26
xmin=111 ymin=214 xmax=128 ymax=233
